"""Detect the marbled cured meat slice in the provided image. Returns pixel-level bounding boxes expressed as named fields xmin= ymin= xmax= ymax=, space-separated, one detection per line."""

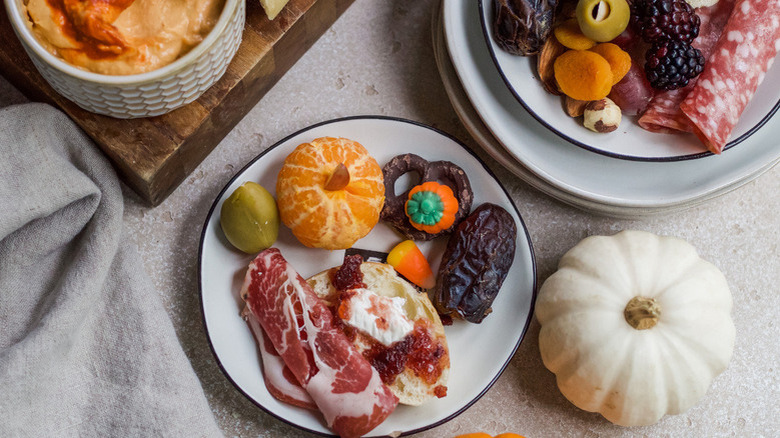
xmin=241 ymin=306 xmax=316 ymax=410
xmin=638 ymin=0 xmax=736 ymax=133
xmin=680 ymin=0 xmax=780 ymax=153
xmin=240 ymin=248 xmax=398 ymax=438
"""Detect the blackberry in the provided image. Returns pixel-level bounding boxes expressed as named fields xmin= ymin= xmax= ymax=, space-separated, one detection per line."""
xmin=644 ymin=40 xmax=705 ymax=90
xmin=632 ymin=0 xmax=701 ymax=43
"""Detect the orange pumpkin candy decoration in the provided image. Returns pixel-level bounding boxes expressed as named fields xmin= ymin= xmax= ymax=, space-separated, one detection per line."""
xmin=276 ymin=137 xmax=385 ymax=250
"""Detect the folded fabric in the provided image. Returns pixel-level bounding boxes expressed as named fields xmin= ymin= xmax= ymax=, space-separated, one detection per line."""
xmin=0 ymin=104 xmax=222 ymax=437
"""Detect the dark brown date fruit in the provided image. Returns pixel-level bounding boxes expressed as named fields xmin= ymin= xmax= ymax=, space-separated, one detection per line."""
xmin=493 ymin=0 xmax=558 ymax=56
xmin=434 ymin=203 xmax=517 ymax=323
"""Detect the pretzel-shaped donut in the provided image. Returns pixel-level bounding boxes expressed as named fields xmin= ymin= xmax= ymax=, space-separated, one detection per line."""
xmin=380 ymin=154 xmax=473 ymax=240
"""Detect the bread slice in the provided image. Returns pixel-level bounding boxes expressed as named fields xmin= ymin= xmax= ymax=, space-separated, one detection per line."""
xmin=307 ymin=262 xmax=449 ymax=406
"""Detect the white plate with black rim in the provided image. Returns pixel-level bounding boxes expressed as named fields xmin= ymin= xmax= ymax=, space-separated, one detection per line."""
xmin=476 ymin=0 xmax=780 ymax=161
xmin=198 ymin=116 xmax=537 ymax=437
xmin=431 ymin=3 xmax=780 ymax=217
xmin=443 ymin=0 xmax=780 ymax=209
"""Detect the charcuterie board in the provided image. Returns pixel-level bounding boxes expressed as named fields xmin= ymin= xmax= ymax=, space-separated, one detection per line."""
xmin=0 ymin=0 xmax=355 ymax=205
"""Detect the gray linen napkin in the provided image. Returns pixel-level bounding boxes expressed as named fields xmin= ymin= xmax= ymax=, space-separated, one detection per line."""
xmin=0 ymin=104 xmax=221 ymax=437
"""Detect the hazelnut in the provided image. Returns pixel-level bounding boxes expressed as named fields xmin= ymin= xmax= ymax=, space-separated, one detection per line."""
xmin=583 ymin=97 xmax=621 ymax=133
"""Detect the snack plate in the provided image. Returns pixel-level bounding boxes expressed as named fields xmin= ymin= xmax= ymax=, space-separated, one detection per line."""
xmin=443 ymin=0 xmax=780 ymax=208
xmin=476 ymin=0 xmax=780 ymax=161
xmin=199 ymin=117 xmax=537 ymax=437
xmin=431 ymin=5 xmax=779 ymax=217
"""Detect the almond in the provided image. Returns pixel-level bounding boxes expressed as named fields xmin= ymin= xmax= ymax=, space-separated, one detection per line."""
xmin=537 ymin=37 xmax=567 ymax=96
xmin=564 ymin=96 xmax=590 ymax=117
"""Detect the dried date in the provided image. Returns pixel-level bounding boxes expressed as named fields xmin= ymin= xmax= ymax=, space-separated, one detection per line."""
xmin=433 ymin=203 xmax=517 ymax=323
xmin=493 ymin=0 xmax=558 ymax=56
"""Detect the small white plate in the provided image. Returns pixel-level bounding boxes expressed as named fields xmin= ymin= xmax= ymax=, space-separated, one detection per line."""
xmin=198 ymin=117 xmax=537 ymax=437
xmin=432 ymin=4 xmax=780 ymax=217
xmin=443 ymin=0 xmax=780 ymax=208
xmin=477 ymin=0 xmax=780 ymax=161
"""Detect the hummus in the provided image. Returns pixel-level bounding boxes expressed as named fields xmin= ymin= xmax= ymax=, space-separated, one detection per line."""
xmin=24 ymin=0 xmax=226 ymax=75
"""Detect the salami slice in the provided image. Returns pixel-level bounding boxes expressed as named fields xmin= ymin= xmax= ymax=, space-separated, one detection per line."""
xmin=638 ymin=0 xmax=736 ymax=133
xmin=680 ymin=0 xmax=780 ymax=153
xmin=240 ymin=248 xmax=398 ymax=438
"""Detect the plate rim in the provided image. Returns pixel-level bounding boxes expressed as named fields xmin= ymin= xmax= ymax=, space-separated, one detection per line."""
xmin=197 ymin=115 xmax=539 ymax=437
xmin=443 ymin=0 xmax=780 ymax=207
xmin=432 ymin=6 xmax=780 ymax=216
xmin=476 ymin=0 xmax=780 ymax=162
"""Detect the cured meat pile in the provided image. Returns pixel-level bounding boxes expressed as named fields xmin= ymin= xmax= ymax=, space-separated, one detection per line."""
xmin=638 ymin=0 xmax=780 ymax=154
xmin=241 ymin=248 xmax=398 ymax=438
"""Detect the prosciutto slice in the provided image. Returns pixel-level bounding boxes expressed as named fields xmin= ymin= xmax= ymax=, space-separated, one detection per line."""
xmin=680 ymin=0 xmax=780 ymax=153
xmin=242 ymin=306 xmax=316 ymax=410
xmin=240 ymin=248 xmax=398 ymax=438
xmin=638 ymin=0 xmax=736 ymax=133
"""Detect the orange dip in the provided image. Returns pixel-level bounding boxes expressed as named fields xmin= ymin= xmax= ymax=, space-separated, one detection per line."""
xmin=24 ymin=0 xmax=226 ymax=75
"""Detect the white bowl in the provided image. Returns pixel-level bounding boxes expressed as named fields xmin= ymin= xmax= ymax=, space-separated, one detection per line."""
xmin=5 ymin=0 xmax=245 ymax=119
xmin=477 ymin=0 xmax=780 ymax=161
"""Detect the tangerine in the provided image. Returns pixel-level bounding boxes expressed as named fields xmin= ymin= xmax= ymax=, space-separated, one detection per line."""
xmin=276 ymin=137 xmax=385 ymax=250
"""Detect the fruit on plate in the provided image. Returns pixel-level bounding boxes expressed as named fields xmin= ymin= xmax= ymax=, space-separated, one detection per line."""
xmin=554 ymin=19 xmax=597 ymax=50
xmin=644 ymin=39 xmax=705 ymax=90
xmin=631 ymin=0 xmax=701 ymax=43
xmin=220 ymin=182 xmax=280 ymax=254
xmin=589 ymin=43 xmax=631 ymax=85
xmin=554 ymin=49 xmax=614 ymax=101
xmin=276 ymin=137 xmax=385 ymax=250
xmin=492 ymin=0 xmax=558 ymax=55
xmin=576 ymin=0 xmax=630 ymax=42
xmin=307 ymin=255 xmax=450 ymax=406
xmin=536 ymin=230 xmax=735 ymax=426
xmin=434 ymin=203 xmax=517 ymax=323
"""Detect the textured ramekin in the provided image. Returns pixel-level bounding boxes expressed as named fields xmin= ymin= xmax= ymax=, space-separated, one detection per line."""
xmin=5 ymin=0 xmax=245 ymax=119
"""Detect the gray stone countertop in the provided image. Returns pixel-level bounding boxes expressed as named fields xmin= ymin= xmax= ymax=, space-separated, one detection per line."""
xmin=2 ymin=0 xmax=778 ymax=436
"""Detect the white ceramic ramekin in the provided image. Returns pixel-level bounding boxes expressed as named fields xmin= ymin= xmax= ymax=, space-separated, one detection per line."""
xmin=4 ymin=0 xmax=245 ymax=119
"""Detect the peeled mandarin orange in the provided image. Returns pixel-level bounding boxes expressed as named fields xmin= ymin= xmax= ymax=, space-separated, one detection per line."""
xmin=276 ymin=137 xmax=385 ymax=250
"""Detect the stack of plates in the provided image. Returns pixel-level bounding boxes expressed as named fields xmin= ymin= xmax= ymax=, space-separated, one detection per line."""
xmin=434 ymin=0 xmax=780 ymax=217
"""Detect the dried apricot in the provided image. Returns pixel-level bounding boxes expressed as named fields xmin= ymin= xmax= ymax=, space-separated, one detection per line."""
xmin=454 ymin=434 xmax=493 ymax=438
xmin=589 ymin=43 xmax=631 ymax=85
xmin=553 ymin=50 xmax=613 ymax=101
xmin=553 ymin=19 xmax=596 ymax=50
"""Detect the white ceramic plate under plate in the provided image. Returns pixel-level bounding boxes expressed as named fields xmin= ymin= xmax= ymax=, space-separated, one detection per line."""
xmin=443 ymin=0 xmax=780 ymax=209
xmin=199 ymin=117 xmax=537 ymax=437
xmin=476 ymin=0 xmax=780 ymax=161
xmin=431 ymin=4 xmax=780 ymax=217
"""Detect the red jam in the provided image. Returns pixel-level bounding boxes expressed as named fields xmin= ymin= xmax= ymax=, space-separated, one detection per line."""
xmin=363 ymin=319 xmax=447 ymax=387
xmin=330 ymin=255 xmax=448 ymax=394
xmin=331 ymin=254 xmax=366 ymax=291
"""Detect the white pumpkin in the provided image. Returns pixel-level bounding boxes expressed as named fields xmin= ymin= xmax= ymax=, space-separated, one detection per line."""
xmin=536 ymin=230 xmax=735 ymax=427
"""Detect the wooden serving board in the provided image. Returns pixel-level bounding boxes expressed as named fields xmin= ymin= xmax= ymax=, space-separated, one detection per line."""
xmin=0 ymin=0 xmax=355 ymax=205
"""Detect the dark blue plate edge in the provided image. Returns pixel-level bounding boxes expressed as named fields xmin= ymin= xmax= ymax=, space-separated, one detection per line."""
xmin=475 ymin=0 xmax=780 ymax=163
xmin=196 ymin=115 xmax=540 ymax=437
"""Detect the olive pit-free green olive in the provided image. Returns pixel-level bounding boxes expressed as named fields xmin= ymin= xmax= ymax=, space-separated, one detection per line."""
xmin=576 ymin=0 xmax=630 ymax=42
xmin=220 ymin=181 xmax=280 ymax=254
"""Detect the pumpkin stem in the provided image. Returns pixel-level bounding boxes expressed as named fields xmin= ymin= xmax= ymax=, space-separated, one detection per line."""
xmin=624 ymin=296 xmax=661 ymax=330
xmin=325 ymin=163 xmax=350 ymax=191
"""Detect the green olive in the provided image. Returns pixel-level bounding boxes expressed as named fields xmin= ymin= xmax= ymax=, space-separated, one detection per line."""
xmin=576 ymin=0 xmax=630 ymax=42
xmin=220 ymin=181 xmax=280 ymax=254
